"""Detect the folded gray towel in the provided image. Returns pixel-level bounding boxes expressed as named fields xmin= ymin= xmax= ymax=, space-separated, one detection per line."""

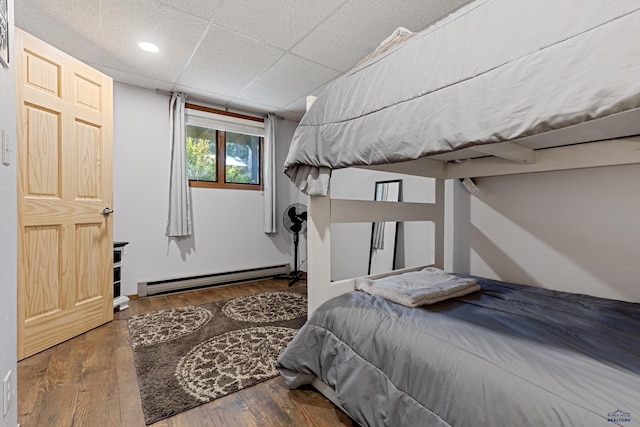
xmin=355 ymin=267 xmax=480 ymax=307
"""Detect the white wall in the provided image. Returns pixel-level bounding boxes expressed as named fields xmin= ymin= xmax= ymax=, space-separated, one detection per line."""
xmin=330 ymin=168 xmax=435 ymax=281
xmin=0 ymin=1 xmax=18 ymax=425
xmin=275 ymin=119 xmax=308 ymax=271
xmin=113 ymin=83 xmax=299 ymax=295
xmin=452 ymin=165 xmax=640 ymax=303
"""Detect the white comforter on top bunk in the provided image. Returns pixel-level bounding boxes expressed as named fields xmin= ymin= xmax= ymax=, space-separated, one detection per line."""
xmin=284 ymin=0 xmax=640 ymax=196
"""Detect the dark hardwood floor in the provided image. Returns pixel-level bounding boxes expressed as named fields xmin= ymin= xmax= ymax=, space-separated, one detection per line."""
xmin=18 ymin=278 xmax=355 ymax=427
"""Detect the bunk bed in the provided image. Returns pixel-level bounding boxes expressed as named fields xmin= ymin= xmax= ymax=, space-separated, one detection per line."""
xmin=277 ymin=0 xmax=640 ymax=426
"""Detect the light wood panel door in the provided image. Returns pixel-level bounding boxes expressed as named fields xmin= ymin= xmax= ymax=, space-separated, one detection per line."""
xmin=16 ymin=29 xmax=114 ymax=360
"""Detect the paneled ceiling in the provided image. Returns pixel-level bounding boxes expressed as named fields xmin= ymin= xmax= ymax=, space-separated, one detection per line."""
xmin=15 ymin=0 xmax=468 ymax=120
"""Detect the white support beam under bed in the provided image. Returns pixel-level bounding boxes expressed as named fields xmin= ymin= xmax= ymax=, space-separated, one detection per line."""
xmin=307 ymin=180 xmax=445 ymax=313
xmin=305 ymin=135 xmax=640 ymax=315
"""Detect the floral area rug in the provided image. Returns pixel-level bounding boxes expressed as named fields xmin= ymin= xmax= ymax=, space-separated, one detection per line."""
xmin=127 ymin=289 xmax=307 ymax=425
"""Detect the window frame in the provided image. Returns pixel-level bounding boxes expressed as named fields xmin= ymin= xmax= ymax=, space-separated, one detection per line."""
xmin=186 ymin=103 xmax=264 ymax=191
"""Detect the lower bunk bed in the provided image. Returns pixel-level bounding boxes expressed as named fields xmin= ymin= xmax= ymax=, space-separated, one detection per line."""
xmin=277 ymin=275 xmax=640 ymax=427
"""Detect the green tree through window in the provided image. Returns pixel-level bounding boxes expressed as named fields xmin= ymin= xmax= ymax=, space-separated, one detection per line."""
xmin=186 ymin=126 xmax=217 ymax=181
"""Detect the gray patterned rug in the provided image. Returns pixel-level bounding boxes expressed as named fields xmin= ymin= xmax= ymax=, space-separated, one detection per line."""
xmin=128 ymin=289 xmax=307 ymax=425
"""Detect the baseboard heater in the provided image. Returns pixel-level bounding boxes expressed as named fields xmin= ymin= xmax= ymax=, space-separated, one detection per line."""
xmin=137 ymin=263 xmax=291 ymax=297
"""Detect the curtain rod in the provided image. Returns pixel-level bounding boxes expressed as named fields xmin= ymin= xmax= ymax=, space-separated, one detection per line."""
xmin=154 ymin=88 xmax=284 ymax=121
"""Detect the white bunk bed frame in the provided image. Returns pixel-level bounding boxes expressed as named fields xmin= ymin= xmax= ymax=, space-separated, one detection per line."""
xmin=304 ymin=95 xmax=640 ymax=313
xmin=283 ymin=4 xmax=640 ymax=424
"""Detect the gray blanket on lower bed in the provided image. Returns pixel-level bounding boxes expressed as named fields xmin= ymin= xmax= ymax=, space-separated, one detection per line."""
xmin=276 ymin=277 xmax=640 ymax=427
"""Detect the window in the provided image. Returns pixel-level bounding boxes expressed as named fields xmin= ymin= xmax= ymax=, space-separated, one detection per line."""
xmin=185 ymin=103 xmax=264 ymax=190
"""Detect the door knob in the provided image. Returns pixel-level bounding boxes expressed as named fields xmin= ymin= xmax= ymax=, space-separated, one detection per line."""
xmin=101 ymin=207 xmax=114 ymax=215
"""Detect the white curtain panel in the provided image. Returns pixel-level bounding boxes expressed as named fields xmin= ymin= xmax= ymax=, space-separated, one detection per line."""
xmin=166 ymin=92 xmax=192 ymax=237
xmin=263 ymin=113 xmax=277 ymax=233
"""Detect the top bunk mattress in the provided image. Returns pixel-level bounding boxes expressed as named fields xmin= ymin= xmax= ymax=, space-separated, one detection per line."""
xmin=284 ymin=0 xmax=640 ymax=195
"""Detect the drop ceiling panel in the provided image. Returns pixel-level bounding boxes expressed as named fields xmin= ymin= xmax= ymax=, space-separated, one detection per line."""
xmin=104 ymin=67 xmax=176 ymax=92
xmin=292 ymin=0 xmax=468 ymax=72
xmin=155 ymin=0 xmax=223 ymax=20
xmin=239 ymin=54 xmax=340 ymax=108
xmin=100 ymin=0 xmax=209 ymax=82
xmin=282 ymin=97 xmax=310 ymax=119
xmin=283 ymin=81 xmax=330 ymax=116
xmin=178 ymin=25 xmax=284 ymax=98
xmin=211 ymin=0 xmax=346 ymax=51
xmin=174 ymin=85 xmax=233 ymax=107
xmin=15 ymin=0 xmax=103 ymax=65
xmin=226 ymin=98 xmax=277 ymax=117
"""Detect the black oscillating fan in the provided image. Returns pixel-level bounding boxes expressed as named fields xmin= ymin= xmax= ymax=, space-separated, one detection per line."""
xmin=283 ymin=203 xmax=307 ymax=285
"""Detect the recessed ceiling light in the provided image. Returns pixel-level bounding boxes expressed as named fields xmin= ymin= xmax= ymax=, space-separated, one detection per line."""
xmin=138 ymin=42 xmax=159 ymax=53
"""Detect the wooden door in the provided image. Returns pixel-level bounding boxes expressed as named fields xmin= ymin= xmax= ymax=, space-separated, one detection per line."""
xmin=15 ymin=29 xmax=114 ymax=360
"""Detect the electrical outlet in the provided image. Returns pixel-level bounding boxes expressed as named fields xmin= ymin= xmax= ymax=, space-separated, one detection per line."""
xmin=2 ymin=370 xmax=11 ymax=417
